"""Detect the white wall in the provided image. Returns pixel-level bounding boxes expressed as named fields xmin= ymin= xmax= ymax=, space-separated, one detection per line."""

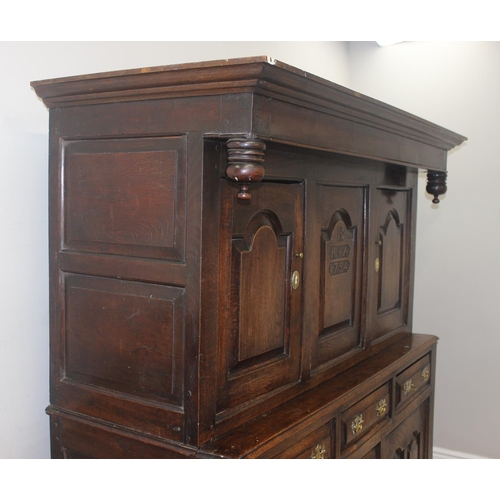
xmin=349 ymin=41 xmax=500 ymax=459
xmin=0 ymin=41 xmax=349 ymax=459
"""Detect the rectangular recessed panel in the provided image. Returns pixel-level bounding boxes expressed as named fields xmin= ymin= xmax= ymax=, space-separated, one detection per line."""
xmin=63 ymin=137 xmax=186 ymax=261
xmin=64 ymin=274 xmax=184 ymax=406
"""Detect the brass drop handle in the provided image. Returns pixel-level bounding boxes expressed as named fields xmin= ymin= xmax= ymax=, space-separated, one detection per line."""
xmin=292 ymin=270 xmax=300 ymax=290
xmin=375 ymin=398 xmax=387 ymax=417
xmin=421 ymin=367 xmax=430 ymax=383
xmin=403 ymin=378 xmax=417 ymax=396
xmin=310 ymin=443 xmax=326 ymax=459
xmin=351 ymin=414 xmax=364 ymax=435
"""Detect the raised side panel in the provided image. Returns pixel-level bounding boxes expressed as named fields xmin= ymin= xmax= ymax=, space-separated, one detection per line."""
xmin=64 ymin=274 xmax=185 ymax=407
xmin=217 ymin=181 xmax=304 ymax=416
xmin=53 ymin=414 xmax=195 ymax=459
xmin=313 ymin=185 xmax=366 ymax=371
xmin=62 ymin=136 xmax=186 ymax=261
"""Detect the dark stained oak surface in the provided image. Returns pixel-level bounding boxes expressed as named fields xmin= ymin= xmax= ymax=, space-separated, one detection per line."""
xmin=32 ymin=56 xmax=465 ymax=172
xmin=201 ymin=334 xmax=436 ymax=458
xmin=32 ymin=57 xmax=463 ymax=458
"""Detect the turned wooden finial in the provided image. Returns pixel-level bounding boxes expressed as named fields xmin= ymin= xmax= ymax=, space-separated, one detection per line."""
xmin=426 ymin=171 xmax=447 ymax=204
xmin=226 ymin=138 xmax=266 ymax=200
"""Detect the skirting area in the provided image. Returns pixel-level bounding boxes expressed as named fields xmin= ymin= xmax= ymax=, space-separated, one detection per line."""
xmin=433 ymin=447 xmax=488 ymax=459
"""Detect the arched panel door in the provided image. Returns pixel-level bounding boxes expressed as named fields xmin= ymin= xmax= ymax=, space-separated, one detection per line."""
xmin=377 ymin=209 xmax=403 ymax=315
xmin=312 ymin=184 xmax=366 ymax=372
xmin=369 ymin=188 xmax=411 ymax=344
xmin=217 ymin=181 xmax=304 ymax=416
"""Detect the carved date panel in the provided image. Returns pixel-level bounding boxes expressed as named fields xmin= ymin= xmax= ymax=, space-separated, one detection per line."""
xmin=369 ymin=189 xmax=410 ymax=343
xmin=217 ymin=181 xmax=304 ymax=414
xmin=313 ymin=185 xmax=366 ymax=371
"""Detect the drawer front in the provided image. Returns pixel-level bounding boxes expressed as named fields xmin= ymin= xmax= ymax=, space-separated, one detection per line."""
xmin=396 ymin=355 xmax=431 ymax=411
xmin=268 ymin=423 xmax=332 ymax=459
xmin=341 ymin=383 xmax=390 ymax=449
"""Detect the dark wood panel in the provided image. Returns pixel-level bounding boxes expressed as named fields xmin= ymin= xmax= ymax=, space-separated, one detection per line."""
xmin=54 ymin=95 xmax=252 ymax=139
xmin=361 ymin=444 xmax=380 ymax=459
xmin=265 ymin=423 xmax=332 ymax=459
xmin=34 ymin=58 xmax=456 ymax=459
xmin=58 ymin=251 xmax=186 ymax=286
xmin=395 ymin=355 xmax=432 ymax=412
xmin=216 ymin=181 xmax=304 ymax=415
xmin=313 ymin=184 xmax=366 ymax=371
xmin=32 ymin=57 xmax=466 ymax=158
xmin=64 ymin=274 xmax=185 ymax=406
xmin=193 ymin=139 xmax=222 ymax=446
xmin=204 ymin=335 xmax=437 ymax=458
xmin=235 ymin=224 xmax=287 ymax=364
xmin=383 ymin=401 xmax=429 ymax=459
xmin=341 ymin=383 xmax=390 ymax=450
xmin=63 ymin=136 xmax=186 ymax=261
xmin=53 ymin=413 xmax=195 ymax=459
xmin=253 ymin=95 xmax=449 ymax=171
xmin=368 ymin=188 xmax=411 ymax=344
xmin=378 ymin=209 xmax=403 ymax=314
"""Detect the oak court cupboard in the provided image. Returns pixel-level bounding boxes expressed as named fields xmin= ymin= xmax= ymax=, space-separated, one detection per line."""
xmin=31 ymin=56 xmax=466 ymax=459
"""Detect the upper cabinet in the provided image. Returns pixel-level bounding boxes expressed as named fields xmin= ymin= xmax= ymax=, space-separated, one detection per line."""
xmin=32 ymin=57 xmax=466 ymax=452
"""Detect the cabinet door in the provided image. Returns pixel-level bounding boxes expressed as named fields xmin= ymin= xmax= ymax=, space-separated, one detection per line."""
xmin=368 ymin=188 xmax=411 ymax=343
xmin=216 ymin=181 xmax=304 ymax=414
xmin=311 ymin=184 xmax=366 ymax=372
xmin=382 ymin=402 xmax=429 ymax=459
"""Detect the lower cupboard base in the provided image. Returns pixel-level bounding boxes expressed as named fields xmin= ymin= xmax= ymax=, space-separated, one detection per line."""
xmin=48 ymin=334 xmax=437 ymax=459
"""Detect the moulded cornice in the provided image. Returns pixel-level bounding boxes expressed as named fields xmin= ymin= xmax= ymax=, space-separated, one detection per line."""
xmin=31 ymin=56 xmax=466 ymax=153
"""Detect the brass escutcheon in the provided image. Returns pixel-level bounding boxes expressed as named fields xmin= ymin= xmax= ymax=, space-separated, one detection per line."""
xmin=351 ymin=414 xmax=364 ymax=435
xmin=375 ymin=257 xmax=380 ymax=273
xmin=421 ymin=367 xmax=430 ymax=383
xmin=310 ymin=443 xmax=326 ymax=459
xmin=375 ymin=398 xmax=388 ymax=417
xmin=292 ymin=270 xmax=300 ymax=290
